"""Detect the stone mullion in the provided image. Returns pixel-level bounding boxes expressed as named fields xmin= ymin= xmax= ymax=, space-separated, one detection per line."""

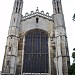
xmin=39 ymin=31 xmax=40 ymax=73
xmin=44 ymin=54 xmax=46 ymax=73
xmin=31 ymin=34 xmax=33 ymax=73
xmin=40 ymin=31 xmax=41 ymax=54
xmin=45 ymin=34 xmax=46 ymax=73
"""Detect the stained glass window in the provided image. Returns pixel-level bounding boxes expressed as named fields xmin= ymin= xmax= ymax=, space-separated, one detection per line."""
xmin=23 ymin=30 xmax=48 ymax=73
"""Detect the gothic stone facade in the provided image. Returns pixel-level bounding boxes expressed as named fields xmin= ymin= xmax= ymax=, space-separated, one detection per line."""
xmin=1 ymin=0 xmax=70 ymax=75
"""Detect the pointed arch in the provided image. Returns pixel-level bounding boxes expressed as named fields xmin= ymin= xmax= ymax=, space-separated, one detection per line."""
xmin=23 ymin=29 xmax=49 ymax=73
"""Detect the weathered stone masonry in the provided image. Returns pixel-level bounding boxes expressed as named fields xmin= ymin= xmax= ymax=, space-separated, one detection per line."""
xmin=1 ymin=0 xmax=70 ymax=75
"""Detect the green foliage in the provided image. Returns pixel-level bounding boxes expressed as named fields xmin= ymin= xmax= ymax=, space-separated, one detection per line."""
xmin=73 ymin=48 xmax=75 ymax=51
xmin=72 ymin=52 xmax=75 ymax=58
xmin=73 ymin=14 xmax=75 ymax=21
xmin=69 ymin=63 xmax=75 ymax=75
xmin=68 ymin=48 xmax=75 ymax=75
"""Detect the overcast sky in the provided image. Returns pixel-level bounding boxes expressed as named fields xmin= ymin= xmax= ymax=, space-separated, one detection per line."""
xmin=0 ymin=0 xmax=75 ymax=71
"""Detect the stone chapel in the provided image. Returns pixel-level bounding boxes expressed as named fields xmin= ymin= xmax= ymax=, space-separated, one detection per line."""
xmin=1 ymin=0 xmax=70 ymax=75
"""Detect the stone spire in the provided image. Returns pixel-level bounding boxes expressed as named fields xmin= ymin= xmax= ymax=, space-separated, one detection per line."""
xmin=52 ymin=0 xmax=63 ymax=14
xmin=12 ymin=0 xmax=23 ymax=14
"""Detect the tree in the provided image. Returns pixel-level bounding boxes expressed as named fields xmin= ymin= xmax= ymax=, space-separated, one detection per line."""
xmin=73 ymin=48 xmax=75 ymax=51
xmin=69 ymin=48 xmax=75 ymax=75
xmin=72 ymin=48 xmax=75 ymax=63
xmin=72 ymin=52 xmax=75 ymax=63
xmin=69 ymin=15 xmax=75 ymax=75
xmin=69 ymin=63 xmax=75 ymax=75
xmin=73 ymin=14 xmax=75 ymax=21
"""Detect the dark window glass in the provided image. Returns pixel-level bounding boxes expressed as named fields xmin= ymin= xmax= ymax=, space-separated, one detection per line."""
xmin=36 ymin=18 xmax=39 ymax=23
xmin=14 ymin=19 xmax=15 ymax=22
xmin=7 ymin=61 xmax=9 ymax=66
xmin=23 ymin=30 xmax=48 ymax=73
xmin=16 ymin=7 xmax=17 ymax=13
xmin=57 ymin=2 xmax=60 ymax=13
xmin=17 ymin=2 xmax=19 ymax=7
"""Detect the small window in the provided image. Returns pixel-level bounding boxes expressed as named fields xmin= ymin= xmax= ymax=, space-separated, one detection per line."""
xmin=17 ymin=2 xmax=19 ymax=7
xmin=11 ymin=36 xmax=12 ymax=39
xmin=16 ymin=7 xmax=17 ymax=13
xmin=36 ymin=17 xmax=39 ymax=23
xmin=7 ymin=60 xmax=9 ymax=66
xmin=9 ymin=47 xmax=11 ymax=51
xmin=58 ymin=7 xmax=59 ymax=13
xmin=14 ymin=19 xmax=15 ymax=22
xmin=55 ymin=8 xmax=57 ymax=13
xmin=18 ymin=8 xmax=20 ymax=13
xmin=57 ymin=2 xmax=60 ymax=13
xmin=57 ymin=2 xmax=59 ymax=7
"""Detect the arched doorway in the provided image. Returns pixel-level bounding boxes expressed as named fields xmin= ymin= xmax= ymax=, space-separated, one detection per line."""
xmin=23 ymin=29 xmax=49 ymax=73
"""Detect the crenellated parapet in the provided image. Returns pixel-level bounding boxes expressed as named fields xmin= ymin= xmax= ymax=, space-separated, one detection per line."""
xmin=22 ymin=7 xmax=53 ymax=21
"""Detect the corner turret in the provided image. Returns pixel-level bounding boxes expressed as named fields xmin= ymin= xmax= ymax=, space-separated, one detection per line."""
xmin=52 ymin=0 xmax=70 ymax=75
xmin=1 ymin=0 xmax=23 ymax=75
xmin=52 ymin=0 xmax=63 ymax=14
xmin=13 ymin=0 xmax=23 ymax=14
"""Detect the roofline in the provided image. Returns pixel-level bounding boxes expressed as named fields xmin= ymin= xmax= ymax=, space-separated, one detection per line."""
xmin=21 ymin=12 xmax=53 ymax=21
xmin=21 ymin=7 xmax=53 ymax=21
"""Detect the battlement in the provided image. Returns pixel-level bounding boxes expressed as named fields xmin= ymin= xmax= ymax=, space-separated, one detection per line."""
xmin=22 ymin=7 xmax=53 ymax=21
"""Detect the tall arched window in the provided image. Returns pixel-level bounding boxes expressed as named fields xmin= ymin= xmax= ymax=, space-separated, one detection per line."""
xmin=23 ymin=29 xmax=48 ymax=73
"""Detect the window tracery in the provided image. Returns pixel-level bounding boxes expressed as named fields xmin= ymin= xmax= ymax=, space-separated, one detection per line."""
xmin=23 ymin=30 xmax=48 ymax=73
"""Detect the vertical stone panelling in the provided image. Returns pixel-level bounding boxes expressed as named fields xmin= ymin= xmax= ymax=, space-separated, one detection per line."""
xmin=1 ymin=0 xmax=23 ymax=74
xmin=53 ymin=13 xmax=69 ymax=75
